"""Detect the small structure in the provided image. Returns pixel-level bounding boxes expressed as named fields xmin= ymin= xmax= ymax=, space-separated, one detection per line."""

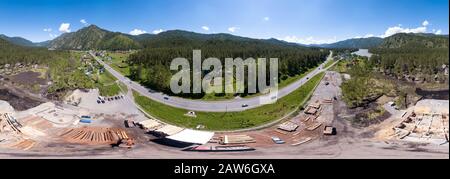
xmin=304 ymin=101 xmax=322 ymax=115
xmin=153 ymin=125 xmax=184 ymax=137
xmin=184 ymin=111 xmax=197 ymax=118
xmin=323 ymin=126 xmax=336 ymax=135
xmin=138 ymin=120 xmax=162 ymax=130
xmin=166 ymin=129 xmax=215 ymax=145
xmin=219 ymin=135 xmax=256 ymax=145
xmin=277 ymin=121 xmax=299 ymax=132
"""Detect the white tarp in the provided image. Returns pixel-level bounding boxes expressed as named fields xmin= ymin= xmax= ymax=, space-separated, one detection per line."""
xmin=166 ymin=129 xmax=215 ymax=145
xmin=155 ymin=125 xmax=184 ymax=136
xmin=138 ymin=120 xmax=162 ymax=129
xmin=0 ymin=100 xmax=14 ymax=113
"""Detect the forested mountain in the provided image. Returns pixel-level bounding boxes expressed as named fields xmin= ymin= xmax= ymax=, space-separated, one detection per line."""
xmin=314 ymin=37 xmax=383 ymax=49
xmin=48 ymin=25 xmax=141 ymax=50
xmin=0 ymin=38 xmax=68 ymax=65
xmin=378 ymin=33 xmax=449 ymax=49
xmin=127 ymin=30 xmax=330 ymax=94
xmin=369 ymin=33 xmax=449 ymax=83
xmin=0 ymin=34 xmax=36 ymax=47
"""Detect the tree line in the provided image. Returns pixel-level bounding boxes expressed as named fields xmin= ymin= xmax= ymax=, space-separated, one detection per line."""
xmin=126 ymin=39 xmax=330 ymax=97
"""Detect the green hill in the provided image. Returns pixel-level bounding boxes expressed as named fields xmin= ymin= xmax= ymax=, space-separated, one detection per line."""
xmin=49 ymin=25 xmax=141 ymax=50
xmin=369 ymin=33 xmax=449 ymax=83
xmin=315 ymin=37 xmax=383 ymax=49
xmin=379 ymin=33 xmax=449 ymax=49
xmin=0 ymin=34 xmax=35 ymax=47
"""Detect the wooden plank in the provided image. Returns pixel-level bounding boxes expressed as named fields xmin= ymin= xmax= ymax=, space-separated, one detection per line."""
xmin=291 ymin=137 xmax=312 ymax=146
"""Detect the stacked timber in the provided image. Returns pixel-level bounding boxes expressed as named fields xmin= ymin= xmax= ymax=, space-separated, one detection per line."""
xmin=219 ymin=135 xmax=256 ymax=145
xmin=60 ymin=127 xmax=130 ymax=145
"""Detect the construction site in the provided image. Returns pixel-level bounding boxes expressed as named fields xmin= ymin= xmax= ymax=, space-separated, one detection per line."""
xmin=376 ymin=100 xmax=449 ymax=145
xmin=0 ymin=71 xmax=448 ymax=159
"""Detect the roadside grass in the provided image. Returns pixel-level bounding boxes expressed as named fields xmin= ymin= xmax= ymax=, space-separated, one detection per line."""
xmin=95 ymin=70 xmax=121 ymax=96
xmin=332 ymin=60 xmax=349 ymax=73
xmin=197 ymin=64 xmax=321 ymax=101
xmin=118 ymin=81 xmax=129 ymax=93
xmin=106 ymin=52 xmax=133 ymax=77
xmin=323 ymin=60 xmax=338 ymax=69
xmin=97 ymin=83 xmax=121 ymax=96
xmin=278 ymin=65 xmax=318 ymax=89
xmin=98 ymin=70 xmax=117 ymax=85
xmin=133 ymin=72 xmax=325 ymax=131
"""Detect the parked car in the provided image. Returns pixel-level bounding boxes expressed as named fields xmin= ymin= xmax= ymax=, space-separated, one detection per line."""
xmin=97 ymin=100 xmax=101 ymax=104
xmin=271 ymin=137 xmax=285 ymax=144
xmin=325 ymin=82 xmax=330 ymax=86
xmin=163 ymin=96 xmax=170 ymax=100
xmin=101 ymin=100 xmax=105 ymax=104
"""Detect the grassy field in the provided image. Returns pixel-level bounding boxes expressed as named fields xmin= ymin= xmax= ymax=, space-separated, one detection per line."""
xmin=95 ymin=70 xmax=121 ymax=96
xmin=323 ymin=60 xmax=338 ymax=69
xmin=118 ymin=81 xmax=128 ymax=93
xmin=133 ymin=72 xmax=325 ymax=131
xmin=332 ymin=60 xmax=350 ymax=73
xmin=106 ymin=52 xmax=134 ymax=77
xmin=192 ymin=64 xmax=321 ymax=101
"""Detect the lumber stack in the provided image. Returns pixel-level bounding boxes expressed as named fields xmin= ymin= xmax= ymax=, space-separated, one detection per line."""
xmin=219 ymin=135 xmax=256 ymax=145
xmin=306 ymin=122 xmax=323 ymax=131
xmin=60 ymin=127 xmax=130 ymax=145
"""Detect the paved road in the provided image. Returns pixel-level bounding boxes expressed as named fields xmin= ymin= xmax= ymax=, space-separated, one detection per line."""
xmin=90 ymin=51 xmax=336 ymax=112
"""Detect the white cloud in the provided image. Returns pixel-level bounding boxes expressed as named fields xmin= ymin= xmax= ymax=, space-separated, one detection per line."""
xmin=129 ymin=29 xmax=147 ymax=35
xmin=364 ymin=34 xmax=375 ymax=38
xmin=80 ymin=19 xmax=89 ymax=26
xmin=263 ymin=17 xmax=270 ymax=21
xmin=58 ymin=23 xmax=71 ymax=33
xmin=228 ymin=27 xmax=239 ymax=33
xmin=202 ymin=26 xmax=210 ymax=31
xmin=355 ymin=34 xmax=375 ymax=39
xmin=422 ymin=20 xmax=429 ymax=26
xmin=43 ymin=28 xmax=52 ymax=32
xmin=433 ymin=29 xmax=442 ymax=35
xmin=280 ymin=36 xmax=338 ymax=45
xmin=380 ymin=25 xmax=427 ymax=38
xmin=49 ymin=33 xmax=58 ymax=38
xmin=152 ymin=29 xmax=164 ymax=34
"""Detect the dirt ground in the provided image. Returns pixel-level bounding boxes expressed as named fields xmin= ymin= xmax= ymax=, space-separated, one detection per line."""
xmin=0 ymin=88 xmax=43 ymax=111
xmin=10 ymin=71 xmax=47 ymax=86
xmin=0 ymin=71 xmax=448 ymax=159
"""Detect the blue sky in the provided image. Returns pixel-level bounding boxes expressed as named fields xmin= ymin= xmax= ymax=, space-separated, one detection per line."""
xmin=0 ymin=0 xmax=448 ymax=44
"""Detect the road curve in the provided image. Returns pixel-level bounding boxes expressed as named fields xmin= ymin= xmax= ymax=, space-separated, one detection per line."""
xmin=90 ymin=51 xmax=336 ymax=112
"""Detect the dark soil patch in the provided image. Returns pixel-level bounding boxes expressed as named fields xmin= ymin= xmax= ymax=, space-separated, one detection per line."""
xmin=0 ymin=88 xmax=42 ymax=111
xmin=11 ymin=71 xmax=47 ymax=85
xmin=416 ymin=88 xmax=449 ymax=100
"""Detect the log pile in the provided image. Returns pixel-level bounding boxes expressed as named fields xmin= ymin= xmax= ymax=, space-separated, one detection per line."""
xmin=60 ymin=127 xmax=130 ymax=145
xmin=219 ymin=135 xmax=256 ymax=145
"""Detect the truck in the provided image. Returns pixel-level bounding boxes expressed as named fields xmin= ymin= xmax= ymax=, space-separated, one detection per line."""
xmin=323 ymin=126 xmax=337 ymax=135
